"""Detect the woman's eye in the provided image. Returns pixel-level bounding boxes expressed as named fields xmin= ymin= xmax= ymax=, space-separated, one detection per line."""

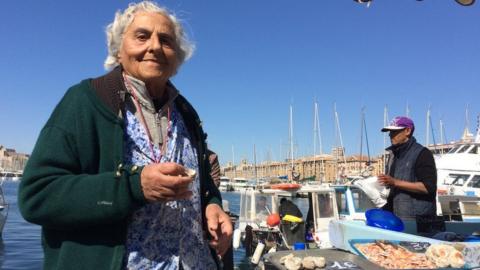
xmin=160 ymin=38 xmax=174 ymax=48
xmin=136 ymin=34 xmax=148 ymax=41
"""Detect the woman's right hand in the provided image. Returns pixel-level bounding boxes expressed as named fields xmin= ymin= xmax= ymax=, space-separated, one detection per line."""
xmin=140 ymin=162 xmax=194 ymax=202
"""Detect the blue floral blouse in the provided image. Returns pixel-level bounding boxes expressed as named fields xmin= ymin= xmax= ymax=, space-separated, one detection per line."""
xmin=123 ymin=104 xmax=217 ymax=270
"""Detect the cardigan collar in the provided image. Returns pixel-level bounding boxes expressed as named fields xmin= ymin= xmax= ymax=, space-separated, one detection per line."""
xmin=91 ymin=65 xmax=179 ymax=116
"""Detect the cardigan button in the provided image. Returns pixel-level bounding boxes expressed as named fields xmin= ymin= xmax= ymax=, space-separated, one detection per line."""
xmin=131 ymin=165 xmax=139 ymax=173
xmin=205 ymin=191 xmax=209 ymax=197
xmin=115 ymin=171 xmax=122 ymax=177
xmin=118 ymin=163 xmax=124 ymax=170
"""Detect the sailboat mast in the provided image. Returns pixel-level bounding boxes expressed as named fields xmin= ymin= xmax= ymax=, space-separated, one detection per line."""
xmin=426 ymin=106 xmax=431 ymax=147
xmin=317 ymin=104 xmax=325 ymax=183
xmin=439 ymin=119 xmax=444 ymax=145
xmin=334 ymin=103 xmax=339 ymax=179
xmin=364 ymin=112 xmax=371 ymax=165
xmin=475 ymin=114 xmax=480 ymax=143
xmin=439 ymin=118 xmax=445 ymax=154
xmin=289 ymin=105 xmax=294 ymax=176
xmin=383 ymin=105 xmax=388 ymax=174
xmin=335 ymin=108 xmax=346 ymax=165
xmin=253 ymin=144 xmax=258 ymax=184
xmin=313 ymin=101 xmax=317 ymax=181
xmin=232 ymin=145 xmax=236 ymax=179
xmin=334 ymin=103 xmax=347 ymax=181
xmin=359 ymin=107 xmax=365 ymax=172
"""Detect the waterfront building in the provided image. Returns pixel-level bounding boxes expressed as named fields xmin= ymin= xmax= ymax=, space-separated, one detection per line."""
xmin=221 ymin=149 xmax=385 ymax=183
xmin=0 ymin=145 xmax=29 ymax=172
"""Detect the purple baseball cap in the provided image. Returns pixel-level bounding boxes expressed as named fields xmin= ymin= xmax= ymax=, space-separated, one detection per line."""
xmin=381 ymin=116 xmax=414 ymax=132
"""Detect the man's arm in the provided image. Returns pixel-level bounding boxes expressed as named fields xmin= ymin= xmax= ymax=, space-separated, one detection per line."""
xmin=382 ymin=177 xmax=429 ymax=194
xmin=414 ymin=148 xmax=437 ymax=195
xmin=378 ymin=148 xmax=436 ymax=195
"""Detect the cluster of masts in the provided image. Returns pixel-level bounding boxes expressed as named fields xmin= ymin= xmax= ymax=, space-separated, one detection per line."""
xmin=228 ymin=103 xmax=479 ymax=184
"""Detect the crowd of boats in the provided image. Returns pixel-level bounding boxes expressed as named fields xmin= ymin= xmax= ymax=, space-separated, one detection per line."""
xmin=0 ymin=170 xmax=22 ymax=182
xmin=224 ymin=136 xmax=480 ymax=269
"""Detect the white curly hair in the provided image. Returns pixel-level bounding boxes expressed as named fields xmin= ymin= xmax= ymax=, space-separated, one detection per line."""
xmin=104 ymin=1 xmax=194 ymax=70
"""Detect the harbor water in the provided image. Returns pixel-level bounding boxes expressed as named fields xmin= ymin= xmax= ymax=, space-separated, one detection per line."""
xmin=0 ymin=182 xmax=308 ymax=269
xmin=0 ymin=181 xmax=43 ymax=270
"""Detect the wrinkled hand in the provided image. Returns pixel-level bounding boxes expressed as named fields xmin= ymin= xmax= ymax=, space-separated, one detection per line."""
xmin=140 ymin=162 xmax=194 ymax=202
xmin=378 ymin=174 xmax=395 ymax=187
xmin=206 ymin=204 xmax=233 ymax=256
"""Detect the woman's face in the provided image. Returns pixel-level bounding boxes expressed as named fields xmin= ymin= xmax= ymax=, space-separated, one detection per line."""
xmin=118 ymin=12 xmax=178 ymax=89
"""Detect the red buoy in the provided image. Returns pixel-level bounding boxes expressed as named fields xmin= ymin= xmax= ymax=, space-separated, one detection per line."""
xmin=267 ymin=213 xmax=281 ymax=227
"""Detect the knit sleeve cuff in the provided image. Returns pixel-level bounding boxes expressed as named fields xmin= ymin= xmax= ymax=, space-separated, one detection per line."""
xmin=207 ymin=196 xmax=222 ymax=208
xmin=126 ymin=165 xmax=147 ymax=204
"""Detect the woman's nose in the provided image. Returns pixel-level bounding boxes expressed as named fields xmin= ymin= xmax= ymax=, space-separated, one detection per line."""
xmin=148 ymin=35 xmax=162 ymax=52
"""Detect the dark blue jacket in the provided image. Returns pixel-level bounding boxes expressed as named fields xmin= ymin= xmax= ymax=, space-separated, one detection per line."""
xmin=385 ymin=137 xmax=437 ymax=219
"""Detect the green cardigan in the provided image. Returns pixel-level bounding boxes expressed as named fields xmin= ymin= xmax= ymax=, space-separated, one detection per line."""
xmin=18 ymin=67 xmax=221 ymax=269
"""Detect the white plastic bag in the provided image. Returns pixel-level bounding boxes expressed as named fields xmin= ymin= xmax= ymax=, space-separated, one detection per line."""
xmin=353 ymin=176 xmax=390 ymax=208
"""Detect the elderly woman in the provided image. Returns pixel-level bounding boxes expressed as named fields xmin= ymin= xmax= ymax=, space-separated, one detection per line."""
xmin=18 ymin=1 xmax=232 ymax=269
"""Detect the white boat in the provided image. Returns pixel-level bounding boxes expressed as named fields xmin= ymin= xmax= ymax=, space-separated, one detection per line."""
xmin=230 ymin=177 xmax=249 ymax=191
xmin=435 ymin=141 xmax=480 ymax=197
xmin=219 ymin=176 xmax=232 ymax=192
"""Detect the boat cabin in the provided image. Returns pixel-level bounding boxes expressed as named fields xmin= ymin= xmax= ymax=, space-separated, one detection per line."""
xmin=235 ymin=186 xmax=342 ymax=254
xmin=333 ymin=185 xmax=375 ymax=221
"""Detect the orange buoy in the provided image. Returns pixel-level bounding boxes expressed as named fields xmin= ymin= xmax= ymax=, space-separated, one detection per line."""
xmin=271 ymin=183 xmax=301 ymax=191
xmin=267 ymin=213 xmax=281 ymax=227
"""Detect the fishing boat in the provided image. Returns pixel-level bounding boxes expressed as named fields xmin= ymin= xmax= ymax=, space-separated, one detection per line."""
xmin=233 ymin=182 xmax=375 ymax=264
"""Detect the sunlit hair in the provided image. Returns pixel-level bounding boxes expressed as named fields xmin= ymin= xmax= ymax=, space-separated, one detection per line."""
xmin=104 ymin=1 xmax=194 ymax=70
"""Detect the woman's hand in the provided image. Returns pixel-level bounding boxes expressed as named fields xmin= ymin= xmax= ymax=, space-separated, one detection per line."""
xmin=140 ymin=162 xmax=194 ymax=202
xmin=205 ymin=204 xmax=233 ymax=257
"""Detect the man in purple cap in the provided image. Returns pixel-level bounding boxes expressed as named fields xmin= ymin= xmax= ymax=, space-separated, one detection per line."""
xmin=378 ymin=116 xmax=437 ymax=222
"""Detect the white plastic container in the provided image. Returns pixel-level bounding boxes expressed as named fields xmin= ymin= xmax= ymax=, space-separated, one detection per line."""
xmin=232 ymin=228 xmax=241 ymax=249
xmin=251 ymin=242 xmax=265 ymax=264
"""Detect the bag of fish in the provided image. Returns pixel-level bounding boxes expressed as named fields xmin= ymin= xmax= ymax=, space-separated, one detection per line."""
xmin=353 ymin=176 xmax=390 ymax=208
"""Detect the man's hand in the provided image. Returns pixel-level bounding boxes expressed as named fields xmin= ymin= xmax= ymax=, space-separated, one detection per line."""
xmin=140 ymin=162 xmax=194 ymax=202
xmin=378 ymin=174 xmax=429 ymax=194
xmin=378 ymin=174 xmax=396 ymax=187
xmin=205 ymin=204 xmax=233 ymax=256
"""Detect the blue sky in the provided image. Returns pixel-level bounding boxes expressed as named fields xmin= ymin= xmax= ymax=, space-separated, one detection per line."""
xmin=1 ymin=1 xmax=479 ymax=166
